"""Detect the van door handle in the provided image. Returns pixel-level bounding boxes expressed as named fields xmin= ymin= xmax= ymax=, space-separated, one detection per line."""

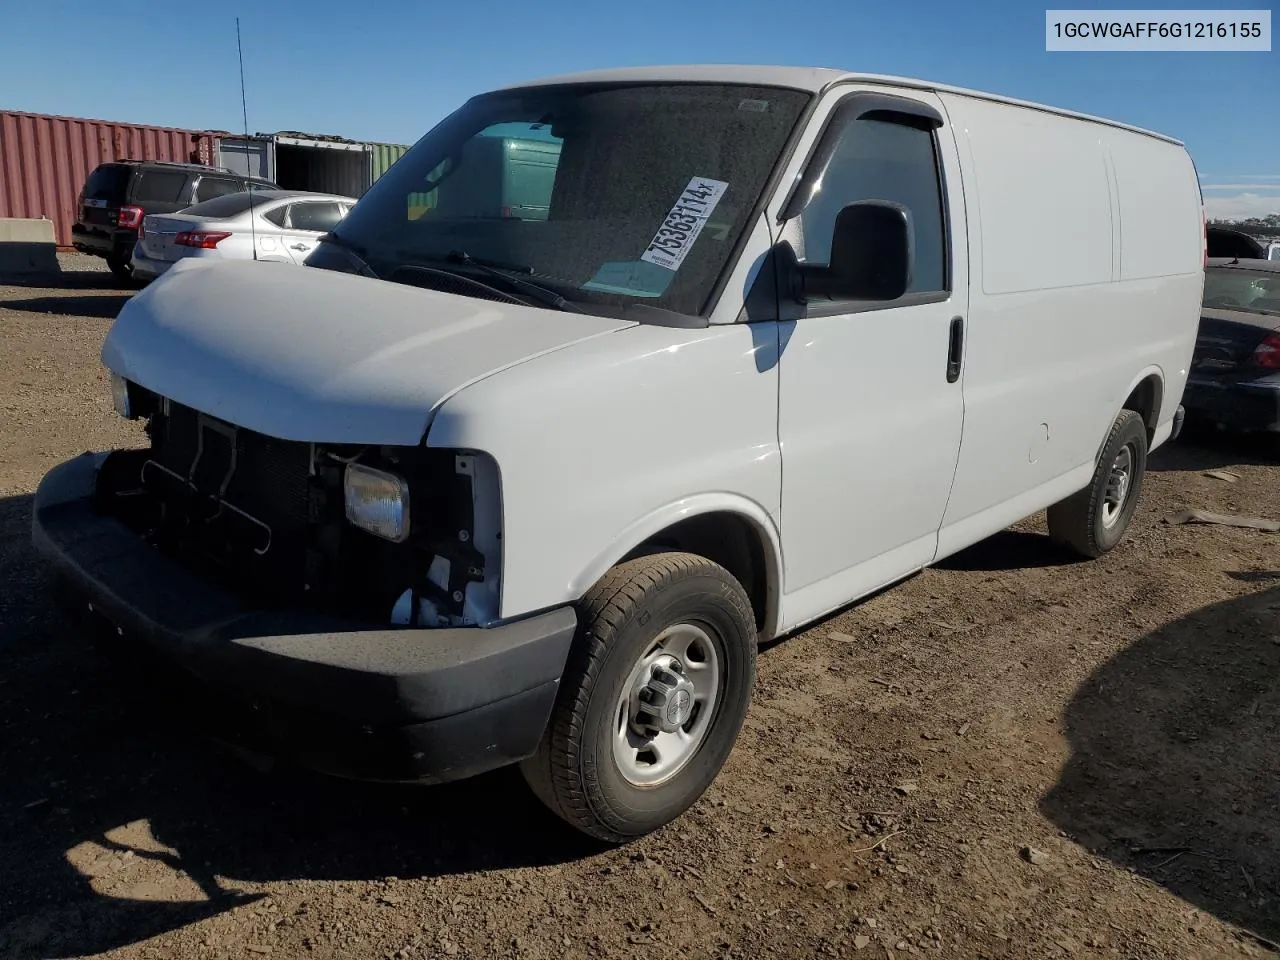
xmin=946 ymin=316 xmax=964 ymax=383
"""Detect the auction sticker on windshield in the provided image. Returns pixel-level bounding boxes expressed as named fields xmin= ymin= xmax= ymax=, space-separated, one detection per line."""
xmin=583 ymin=260 xmax=675 ymax=297
xmin=641 ymin=177 xmax=729 ymax=272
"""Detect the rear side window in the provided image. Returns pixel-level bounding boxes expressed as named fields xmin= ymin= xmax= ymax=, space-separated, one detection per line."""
xmin=82 ymin=164 xmax=130 ymax=202
xmin=195 ymin=176 xmax=244 ymax=202
xmin=262 ymin=206 xmax=287 ymax=227
xmin=797 ymin=117 xmax=947 ymax=294
xmin=132 ymin=170 xmax=191 ymax=203
xmin=180 ymin=192 xmax=272 ymax=219
xmin=288 ymin=202 xmax=344 ymax=232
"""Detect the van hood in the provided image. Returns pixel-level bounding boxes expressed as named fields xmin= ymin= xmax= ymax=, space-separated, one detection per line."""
xmin=102 ymin=259 xmax=632 ymax=445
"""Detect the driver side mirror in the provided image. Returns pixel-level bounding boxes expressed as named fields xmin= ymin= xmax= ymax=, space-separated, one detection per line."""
xmin=795 ymin=200 xmax=913 ymax=303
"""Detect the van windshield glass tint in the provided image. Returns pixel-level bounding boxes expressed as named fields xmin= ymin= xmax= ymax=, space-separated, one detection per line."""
xmin=325 ymin=83 xmax=810 ymax=317
xmin=83 ymin=165 xmax=129 ymax=202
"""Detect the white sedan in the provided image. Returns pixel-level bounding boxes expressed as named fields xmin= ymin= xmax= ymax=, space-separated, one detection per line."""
xmin=130 ymin=189 xmax=357 ymax=281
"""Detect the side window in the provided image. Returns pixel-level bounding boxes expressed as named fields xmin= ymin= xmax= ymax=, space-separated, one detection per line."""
xmin=193 ymin=176 xmax=243 ymax=203
xmin=287 ymin=202 xmax=344 ymax=233
xmin=132 ymin=171 xmax=191 ymax=203
xmin=262 ymin=206 xmax=287 ymax=227
xmin=195 ymin=176 xmax=243 ymax=202
xmin=796 ymin=116 xmax=947 ymax=294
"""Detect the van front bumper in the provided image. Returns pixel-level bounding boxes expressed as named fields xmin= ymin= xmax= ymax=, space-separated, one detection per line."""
xmin=31 ymin=452 xmax=577 ymax=784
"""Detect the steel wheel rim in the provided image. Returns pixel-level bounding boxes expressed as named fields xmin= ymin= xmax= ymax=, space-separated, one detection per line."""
xmin=613 ymin=623 xmax=722 ymax=788
xmin=1101 ymin=443 xmax=1134 ymax=528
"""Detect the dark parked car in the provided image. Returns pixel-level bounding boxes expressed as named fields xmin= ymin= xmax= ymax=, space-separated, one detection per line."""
xmin=1183 ymin=257 xmax=1280 ymax=436
xmin=71 ymin=160 xmax=277 ymax=281
xmin=1205 ymin=225 xmax=1268 ymax=260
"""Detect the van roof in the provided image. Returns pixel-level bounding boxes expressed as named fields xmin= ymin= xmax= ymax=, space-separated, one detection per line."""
xmin=500 ymin=65 xmax=1182 ymax=146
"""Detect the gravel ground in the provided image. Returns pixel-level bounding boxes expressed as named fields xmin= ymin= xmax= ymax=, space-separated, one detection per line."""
xmin=1 ymin=254 xmax=1277 ymax=960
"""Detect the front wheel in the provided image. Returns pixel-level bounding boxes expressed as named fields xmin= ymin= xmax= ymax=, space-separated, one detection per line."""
xmin=1047 ymin=408 xmax=1148 ymax=557
xmin=521 ymin=552 xmax=757 ymax=843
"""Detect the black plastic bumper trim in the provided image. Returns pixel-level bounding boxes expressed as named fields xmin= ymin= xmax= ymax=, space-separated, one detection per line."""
xmin=31 ymin=452 xmax=579 ymax=783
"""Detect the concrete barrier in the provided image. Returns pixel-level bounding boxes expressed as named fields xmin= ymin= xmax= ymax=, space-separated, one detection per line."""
xmin=0 ymin=218 xmax=59 ymax=275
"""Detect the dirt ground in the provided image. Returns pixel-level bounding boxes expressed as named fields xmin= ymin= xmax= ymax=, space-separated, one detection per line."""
xmin=1 ymin=254 xmax=1277 ymax=960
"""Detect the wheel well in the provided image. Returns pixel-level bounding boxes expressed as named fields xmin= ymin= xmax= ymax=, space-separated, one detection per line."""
xmin=1122 ymin=374 xmax=1163 ymax=444
xmin=622 ymin=512 xmax=773 ymax=635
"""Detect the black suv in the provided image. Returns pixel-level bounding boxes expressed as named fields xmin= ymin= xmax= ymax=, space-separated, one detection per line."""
xmin=72 ymin=160 xmax=277 ymax=280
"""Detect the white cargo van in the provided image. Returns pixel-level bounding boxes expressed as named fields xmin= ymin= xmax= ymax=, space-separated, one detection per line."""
xmin=33 ymin=66 xmax=1205 ymax=842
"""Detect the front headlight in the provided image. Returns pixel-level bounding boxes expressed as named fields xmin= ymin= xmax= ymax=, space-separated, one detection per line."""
xmin=344 ymin=464 xmax=411 ymax=542
xmin=109 ymin=373 xmax=134 ymax=419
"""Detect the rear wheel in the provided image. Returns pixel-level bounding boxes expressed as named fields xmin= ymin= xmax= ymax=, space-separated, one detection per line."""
xmin=1047 ymin=408 xmax=1148 ymax=557
xmin=105 ymin=253 xmax=133 ymax=283
xmin=521 ymin=552 xmax=757 ymax=843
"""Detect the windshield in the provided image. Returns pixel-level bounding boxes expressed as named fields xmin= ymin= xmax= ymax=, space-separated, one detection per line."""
xmin=1203 ymin=267 xmax=1280 ymax=315
xmin=311 ymin=82 xmax=811 ymax=317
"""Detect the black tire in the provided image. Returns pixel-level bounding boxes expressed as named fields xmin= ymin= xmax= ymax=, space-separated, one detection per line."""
xmin=1047 ymin=408 xmax=1148 ymax=558
xmin=521 ymin=552 xmax=757 ymax=843
xmin=105 ymin=253 xmax=133 ymax=283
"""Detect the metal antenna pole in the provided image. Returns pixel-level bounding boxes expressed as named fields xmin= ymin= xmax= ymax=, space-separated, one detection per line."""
xmin=236 ymin=17 xmax=258 ymax=261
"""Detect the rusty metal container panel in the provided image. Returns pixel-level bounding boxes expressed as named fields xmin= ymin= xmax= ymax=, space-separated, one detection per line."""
xmin=0 ymin=111 xmax=217 ymax=247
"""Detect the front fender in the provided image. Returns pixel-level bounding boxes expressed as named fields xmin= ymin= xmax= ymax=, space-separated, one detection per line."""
xmin=568 ymin=493 xmax=785 ymax=637
xmin=424 ymin=322 xmax=783 ymax=628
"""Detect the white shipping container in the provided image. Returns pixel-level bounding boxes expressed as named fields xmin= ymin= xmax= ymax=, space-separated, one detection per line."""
xmin=216 ymin=134 xmax=370 ymax=197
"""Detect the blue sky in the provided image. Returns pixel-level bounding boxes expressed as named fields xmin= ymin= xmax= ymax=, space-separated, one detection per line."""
xmin=3 ymin=0 xmax=1276 ymax=218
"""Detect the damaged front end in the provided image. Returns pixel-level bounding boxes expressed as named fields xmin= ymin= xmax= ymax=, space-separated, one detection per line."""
xmin=97 ymin=384 xmax=501 ymax=627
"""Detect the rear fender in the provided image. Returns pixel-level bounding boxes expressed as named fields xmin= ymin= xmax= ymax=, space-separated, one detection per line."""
xmin=1097 ymin=365 xmax=1165 ymax=460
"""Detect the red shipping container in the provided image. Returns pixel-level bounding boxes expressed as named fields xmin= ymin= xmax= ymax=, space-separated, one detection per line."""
xmin=0 ymin=110 xmax=217 ymax=248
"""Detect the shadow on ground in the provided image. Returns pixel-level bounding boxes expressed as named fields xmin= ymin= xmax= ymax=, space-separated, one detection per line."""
xmin=933 ymin=529 xmax=1082 ymax=572
xmin=1228 ymin=571 xmax=1280 ymax=584
xmin=1150 ymin=428 xmax=1280 ymax=473
xmin=0 ymin=294 xmax=131 ymax=320
xmin=1042 ymin=584 xmax=1280 ymax=947
xmin=0 ymin=270 xmax=124 ymax=290
xmin=0 ymin=493 xmax=599 ymax=960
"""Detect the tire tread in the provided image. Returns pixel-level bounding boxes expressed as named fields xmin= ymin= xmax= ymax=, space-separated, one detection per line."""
xmin=1047 ymin=408 xmax=1147 ymax=558
xmin=522 ymin=552 xmax=753 ymax=843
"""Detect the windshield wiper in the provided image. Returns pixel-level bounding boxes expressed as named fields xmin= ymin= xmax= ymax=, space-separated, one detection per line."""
xmin=317 ymin=231 xmax=379 ymax=279
xmin=388 ymin=264 xmax=529 ymax=306
xmin=442 ymin=250 xmax=582 ymax=313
